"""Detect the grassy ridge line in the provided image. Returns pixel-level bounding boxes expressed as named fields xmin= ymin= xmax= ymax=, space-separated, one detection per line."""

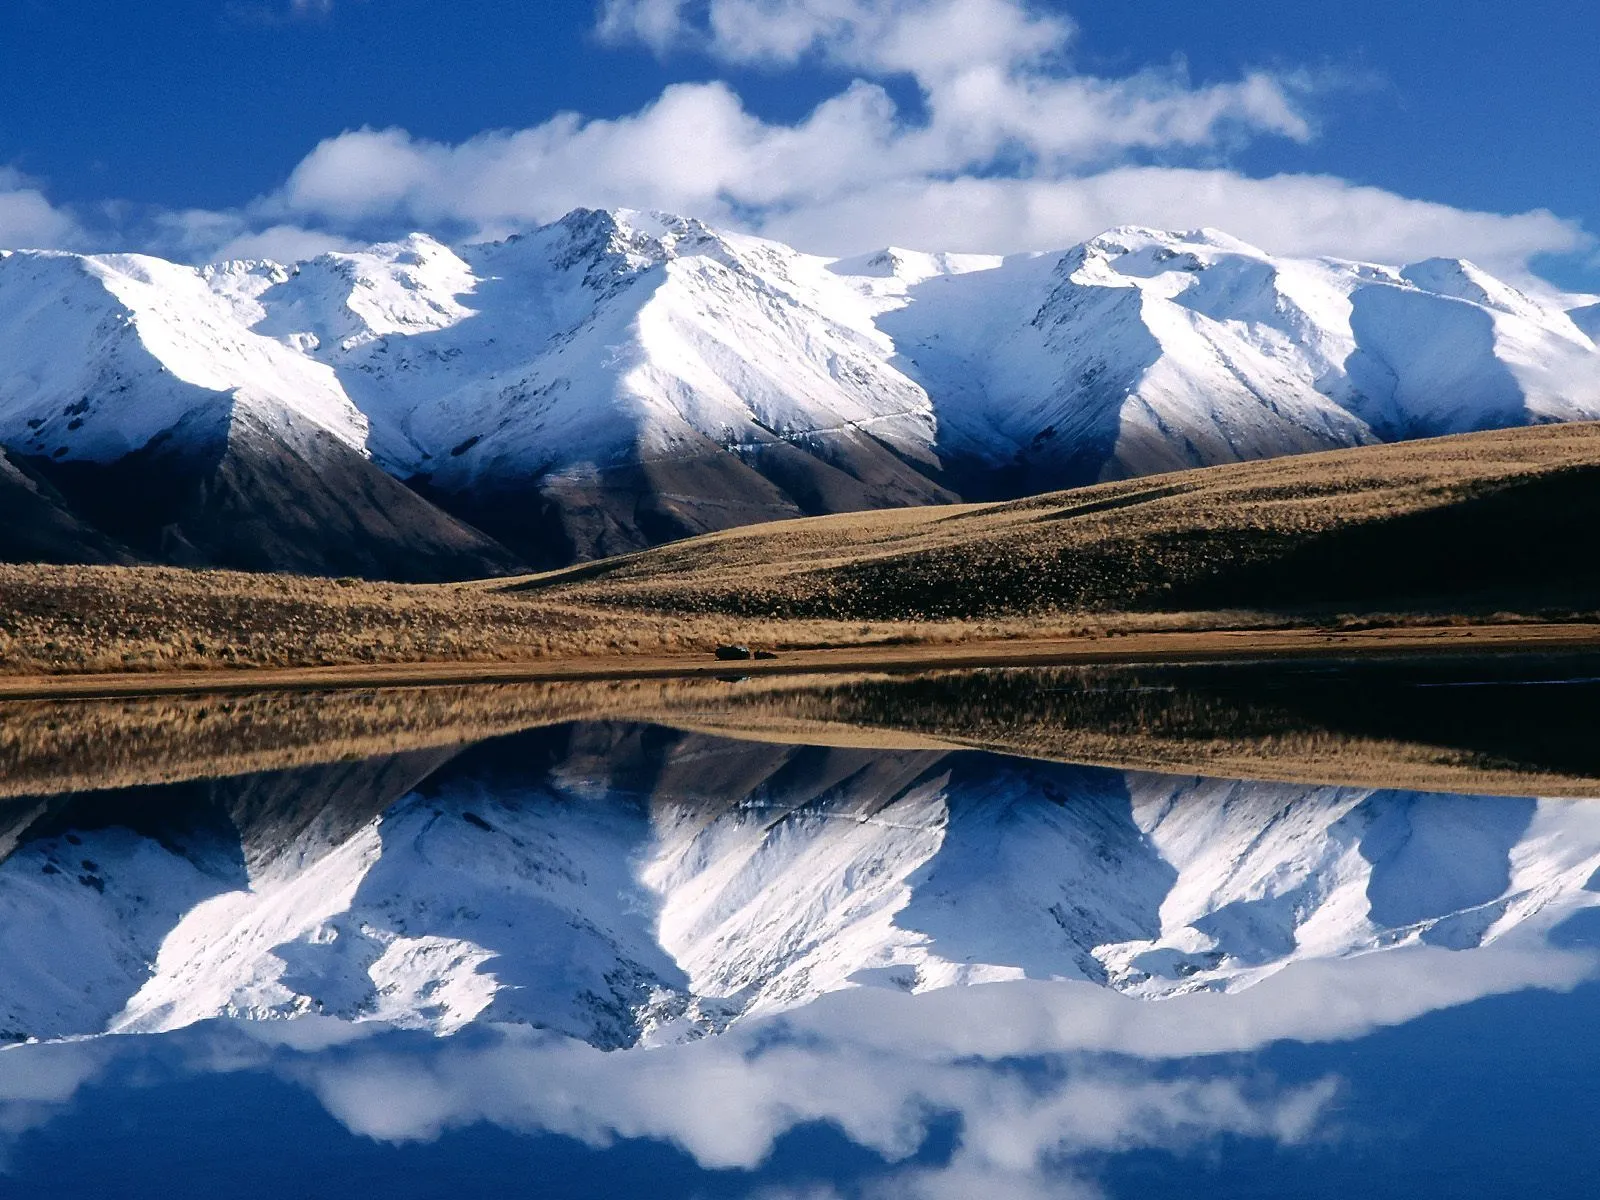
xmin=526 ymin=421 xmax=1600 ymax=619
xmin=2 ymin=421 xmax=1599 ymax=677
xmin=0 ymin=563 xmax=1044 ymax=676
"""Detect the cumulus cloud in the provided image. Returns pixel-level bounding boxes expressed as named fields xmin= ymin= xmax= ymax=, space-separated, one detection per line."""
xmin=788 ymin=941 xmax=1599 ymax=1063
xmin=602 ymin=0 xmax=1071 ymax=79
xmin=0 ymin=169 xmax=84 ymax=250
xmin=596 ymin=0 xmax=1315 ymax=170
xmin=596 ymin=0 xmax=695 ymax=55
xmin=751 ymin=169 xmax=1589 ymax=277
xmin=210 ymin=224 xmax=356 ymax=263
xmin=0 ymin=1038 xmax=116 ymax=1167
xmin=130 ymin=206 xmax=356 ymax=265
xmin=0 ymin=0 xmax=1589 ymax=282
xmin=252 ymin=96 xmax=1581 ymax=280
xmin=269 ymin=64 xmax=1311 ymax=231
xmin=0 ymin=937 xmax=1591 ymax=1189
xmin=216 ymin=0 xmax=1582 ymax=278
xmin=274 ymin=0 xmax=1318 ymax=234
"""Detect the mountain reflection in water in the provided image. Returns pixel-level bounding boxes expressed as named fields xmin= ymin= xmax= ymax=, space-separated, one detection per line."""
xmin=0 ymin=677 xmax=1597 ymax=1196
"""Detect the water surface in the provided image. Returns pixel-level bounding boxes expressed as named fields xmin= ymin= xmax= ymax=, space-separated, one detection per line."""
xmin=1 ymin=664 xmax=1597 ymax=1196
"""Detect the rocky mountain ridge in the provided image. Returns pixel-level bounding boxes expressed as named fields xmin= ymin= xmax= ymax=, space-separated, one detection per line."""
xmin=2 ymin=211 xmax=1597 ymax=576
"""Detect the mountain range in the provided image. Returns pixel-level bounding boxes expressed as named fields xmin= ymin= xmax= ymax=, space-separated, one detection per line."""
xmin=3 ymin=724 xmax=1597 ymax=1048
xmin=3 ymin=209 xmax=1598 ymax=578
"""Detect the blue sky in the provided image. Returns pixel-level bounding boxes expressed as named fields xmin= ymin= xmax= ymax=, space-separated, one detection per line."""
xmin=1 ymin=0 xmax=1596 ymax=291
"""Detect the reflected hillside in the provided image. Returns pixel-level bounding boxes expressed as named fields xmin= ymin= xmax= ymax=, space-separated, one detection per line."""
xmin=3 ymin=721 xmax=1598 ymax=1049
xmin=5 ymin=654 xmax=1600 ymax=802
xmin=698 ymin=655 xmax=1600 ymax=795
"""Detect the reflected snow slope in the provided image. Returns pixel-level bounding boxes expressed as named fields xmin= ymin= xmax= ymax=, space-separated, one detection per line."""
xmin=3 ymin=723 xmax=1599 ymax=1050
xmin=4 ymin=719 xmax=1600 ymax=1196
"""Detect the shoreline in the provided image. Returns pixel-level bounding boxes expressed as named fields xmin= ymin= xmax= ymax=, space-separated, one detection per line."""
xmin=2 ymin=621 xmax=1598 ymax=701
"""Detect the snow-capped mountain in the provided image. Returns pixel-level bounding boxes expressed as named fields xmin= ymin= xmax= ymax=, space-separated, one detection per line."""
xmin=0 ymin=247 xmax=516 ymax=579
xmin=2 ymin=212 xmax=1598 ymax=574
xmin=3 ymin=725 xmax=1597 ymax=1048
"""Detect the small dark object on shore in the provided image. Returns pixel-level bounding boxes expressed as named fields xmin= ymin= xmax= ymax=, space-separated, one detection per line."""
xmin=754 ymin=649 xmax=779 ymax=660
xmin=715 ymin=644 xmax=753 ymax=660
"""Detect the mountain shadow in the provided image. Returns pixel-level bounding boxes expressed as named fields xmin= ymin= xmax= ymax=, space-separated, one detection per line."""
xmin=1166 ymin=463 xmax=1600 ymax=614
xmin=0 ymin=449 xmax=133 ymax=566
xmin=18 ymin=412 xmax=523 ymax=582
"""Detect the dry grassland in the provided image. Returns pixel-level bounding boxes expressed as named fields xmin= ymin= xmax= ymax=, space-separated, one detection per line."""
xmin=0 ymin=561 xmax=1123 ymax=676
xmin=0 ymin=679 xmax=747 ymax=799
xmin=2 ymin=422 xmax=1599 ymax=677
xmin=520 ymin=421 xmax=1600 ymax=620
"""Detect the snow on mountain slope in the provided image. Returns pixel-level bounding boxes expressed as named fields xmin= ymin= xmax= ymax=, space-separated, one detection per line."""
xmin=0 ymin=249 xmax=365 ymax=462
xmin=3 ymin=211 xmax=1599 ymax=571
xmin=4 ymin=728 xmax=1598 ymax=1049
xmin=858 ymin=227 xmax=1600 ymax=488
xmin=226 ymin=211 xmax=956 ymax=563
xmin=0 ymin=821 xmax=244 ymax=1043
xmin=0 ymin=249 xmax=518 ymax=579
xmin=1570 ymin=300 xmax=1600 ymax=342
xmin=109 ymin=779 xmax=683 ymax=1047
xmin=647 ymin=754 xmax=1600 ymax=1014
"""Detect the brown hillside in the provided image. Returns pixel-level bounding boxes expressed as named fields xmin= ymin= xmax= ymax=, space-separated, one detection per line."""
xmin=3 ymin=422 xmax=1600 ymax=678
xmin=524 ymin=421 xmax=1600 ymax=619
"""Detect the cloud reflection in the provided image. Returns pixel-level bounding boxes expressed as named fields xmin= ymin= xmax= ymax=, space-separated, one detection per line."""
xmin=287 ymin=936 xmax=1590 ymax=1183
xmin=0 ymin=930 xmax=1593 ymax=1195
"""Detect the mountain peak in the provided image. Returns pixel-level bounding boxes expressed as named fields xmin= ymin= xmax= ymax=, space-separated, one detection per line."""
xmin=4 ymin=214 xmax=1600 ymax=578
xmin=828 ymin=245 xmax=1005 ymax=284
xmin=1080 ymin=225 xmax=1268 ymax=261
xmin=1400 ymin=256 xmax=1548 ymax=322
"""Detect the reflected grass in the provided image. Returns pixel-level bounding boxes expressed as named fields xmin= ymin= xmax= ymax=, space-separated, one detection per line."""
xmin=2 ymin=654 xmax=1599 ymax=801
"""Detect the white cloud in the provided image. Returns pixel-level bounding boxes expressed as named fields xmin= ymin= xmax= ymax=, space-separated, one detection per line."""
xmin=295 ymin=939 xmax=1591 ymax=1167
xmin=0 ymin=169 xmax=84 ymax=250
xmin=605 ymin=0 xmax=1072 ymax=78
xmin=603 ymin=0 xmax=1313 ymax=159
xmin=220 ymin=0 xmax=1583 ymax=277
xmin=254 ymin=88 xmax=1581 ymax=281
xmin=596 ymin=0 xmax=695 ymax=55
xmin=0 ymin=1038 xmax=115 ymax=1166
xmin=210 ymin=223 xmax=355 ymax=263
xmin=0 ymin=938 xmax=1590 ymax=1188
xmin=749 ymin=169 xmax=1589 ymax=278
xmin=0 ymin=0 xmax=1589 ymax=283
xmin=262 ymin=0 xmax=1322 ymax=250
xmin=301 ymin=1028 xmax=1338 ymax=1173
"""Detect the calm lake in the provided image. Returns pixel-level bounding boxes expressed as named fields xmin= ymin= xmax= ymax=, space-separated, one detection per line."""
xmin=1 ymin=661 xmax=1598 ymax=1197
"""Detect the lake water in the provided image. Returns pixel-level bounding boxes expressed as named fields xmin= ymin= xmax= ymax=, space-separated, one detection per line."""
xmin=1 ymin=663 xmax=1598 ymax=1197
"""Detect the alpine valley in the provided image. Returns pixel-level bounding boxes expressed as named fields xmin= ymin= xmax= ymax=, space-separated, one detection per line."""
xmin=3 ymin=208 xmax=1599 ymax=579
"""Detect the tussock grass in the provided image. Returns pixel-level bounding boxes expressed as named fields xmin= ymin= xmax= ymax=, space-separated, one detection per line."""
xmin=0 ymin=561 xmax=1139 ymax=676
xmin=0 ymin=678 xmax=773 ymax=799
xmin=3 ymin=422 xmax=1599 ymax=676
xmin=522 ymin=421 xmax=1600 ymax=620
